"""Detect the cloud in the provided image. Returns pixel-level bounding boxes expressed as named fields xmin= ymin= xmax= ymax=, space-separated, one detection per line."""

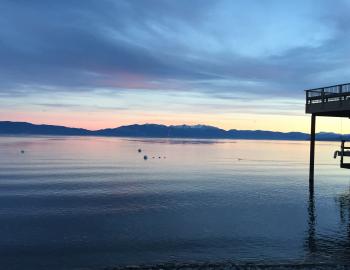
xmin=1 ymin=0 xmax=350 ymax=100
xmin=34 ymin=103 xmax=127 ymax=111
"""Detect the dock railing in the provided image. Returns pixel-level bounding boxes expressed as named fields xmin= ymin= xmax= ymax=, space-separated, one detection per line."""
xmin=306 ymin=83 xmax=350 ymax=105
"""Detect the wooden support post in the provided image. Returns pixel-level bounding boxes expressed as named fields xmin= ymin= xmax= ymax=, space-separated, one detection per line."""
xmin=309 ymin=114 xmax=316 ymax=185
xmin=341 ymin=140 xmax=344 ymax=167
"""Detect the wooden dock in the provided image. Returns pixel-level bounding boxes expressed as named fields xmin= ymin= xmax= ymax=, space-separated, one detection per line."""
xmin=306 ymin=83 xmax=350 ymax=116
xmin=305 ymin=83 xmax=350 ymax=182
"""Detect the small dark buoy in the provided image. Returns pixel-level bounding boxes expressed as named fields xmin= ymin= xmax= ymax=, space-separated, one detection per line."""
xmin=143 ymin=155 xmax=148 ymax=160
xmin=138 ymin=149 xmax=142 ymax=153
xmin=158 ymin=156 xmax=161 ymax=159
xmin=20 ymin=150 xmax=25 ymax=154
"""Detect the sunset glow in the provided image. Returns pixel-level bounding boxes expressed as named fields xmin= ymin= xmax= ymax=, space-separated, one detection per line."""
xmin=1 ymin=0 xmax=350 ymax=133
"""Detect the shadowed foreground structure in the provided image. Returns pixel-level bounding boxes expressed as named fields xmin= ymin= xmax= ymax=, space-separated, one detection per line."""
xmin=306 ymin=83 xmax=350 ymax=181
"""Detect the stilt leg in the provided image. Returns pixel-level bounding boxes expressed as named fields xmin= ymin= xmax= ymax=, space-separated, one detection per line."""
xmin=309 ymin=114 xmax=316 ymax=185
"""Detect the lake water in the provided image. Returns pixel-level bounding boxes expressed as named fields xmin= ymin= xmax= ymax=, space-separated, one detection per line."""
xmin=1 ymin=136 xmax=350 ymax=269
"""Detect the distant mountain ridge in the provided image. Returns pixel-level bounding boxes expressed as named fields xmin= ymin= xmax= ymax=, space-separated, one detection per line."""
xmin=0 ymin=121 xmax=347 ymax=141
xmin=0 ymin=121 xmax=90 ymax=136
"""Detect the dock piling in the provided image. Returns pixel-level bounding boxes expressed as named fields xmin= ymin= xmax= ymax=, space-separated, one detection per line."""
xmin=309 ymin=114 xmax=316 ymax=184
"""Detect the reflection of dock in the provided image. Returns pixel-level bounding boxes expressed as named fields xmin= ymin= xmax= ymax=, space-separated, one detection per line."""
xmin=305 ymin=83 xmax=350 ymax=263
xmin=305 ymin=83 xmax=350 ymax=181
xmin=306 ymin=185 xmax=350 ymax=263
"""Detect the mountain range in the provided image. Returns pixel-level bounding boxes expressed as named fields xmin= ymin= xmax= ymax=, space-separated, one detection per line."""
xmin=0 ymin=121 xmax=347 ymax=141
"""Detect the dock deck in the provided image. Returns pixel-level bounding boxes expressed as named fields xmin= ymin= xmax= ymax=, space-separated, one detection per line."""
xmin=305 ymin=83 xmax=350 ymax=181
xmin=306 ymin=83 xmax=350 ymax=117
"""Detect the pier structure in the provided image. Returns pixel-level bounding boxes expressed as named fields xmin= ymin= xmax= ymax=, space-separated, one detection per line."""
xmin=306 ymin=83 xmax=350 ymax=183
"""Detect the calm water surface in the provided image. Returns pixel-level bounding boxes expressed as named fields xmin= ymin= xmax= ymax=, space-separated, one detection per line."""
xmin=1 ymin=136 xmax=350 ymax=269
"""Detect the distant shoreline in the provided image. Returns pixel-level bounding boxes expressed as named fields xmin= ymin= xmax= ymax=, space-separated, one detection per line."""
xmin=0 ymin=133 xmax=343 ymax=142
xmin=0 ymin=121 xmax=346 ymax=141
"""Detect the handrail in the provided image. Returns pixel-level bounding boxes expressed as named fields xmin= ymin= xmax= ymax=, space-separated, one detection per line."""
xmin=305 ymin=83 xmax=350 ymax=105
xmin=306 ymin=82 xmax=350 ymax=92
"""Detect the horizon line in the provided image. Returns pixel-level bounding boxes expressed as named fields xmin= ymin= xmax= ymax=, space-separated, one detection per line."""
xmin=0 ymin=120 xmax=344 ymax=135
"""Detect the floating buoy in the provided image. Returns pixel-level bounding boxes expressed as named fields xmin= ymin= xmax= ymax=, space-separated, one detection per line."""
xmin=158 ymin=156 xmax=161 ymax=159
xmin=138 ymin=149 xmax=142 ymax=153
xmin=20 ymin=150 xmax=24 ymax=154
xmin=143 ymin=155 xmax=148 ymax=160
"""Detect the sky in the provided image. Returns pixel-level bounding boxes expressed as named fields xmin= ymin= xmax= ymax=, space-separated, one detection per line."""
xmin=1 ymin=0 xmax=350 ymax=132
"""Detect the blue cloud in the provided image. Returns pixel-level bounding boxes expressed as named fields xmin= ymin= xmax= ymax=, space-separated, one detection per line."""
xmin=1 ymin=0 xmax=350 ymax=100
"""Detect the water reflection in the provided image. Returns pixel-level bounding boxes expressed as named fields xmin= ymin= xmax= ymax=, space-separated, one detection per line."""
xmin=306 ymin=183 xmax=317 ymax=256
xmin=306 ymin=183 xmax=350 ymax=262
xmin=2 ymin=137 xmax=350 ymax=269
xmin=127 ymin=139 xmax=235 ymax=145
xmin=336 ymin=188 xmax=350 ymax=224
xmin=331 ymin=187 xmax=350 ymax=261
